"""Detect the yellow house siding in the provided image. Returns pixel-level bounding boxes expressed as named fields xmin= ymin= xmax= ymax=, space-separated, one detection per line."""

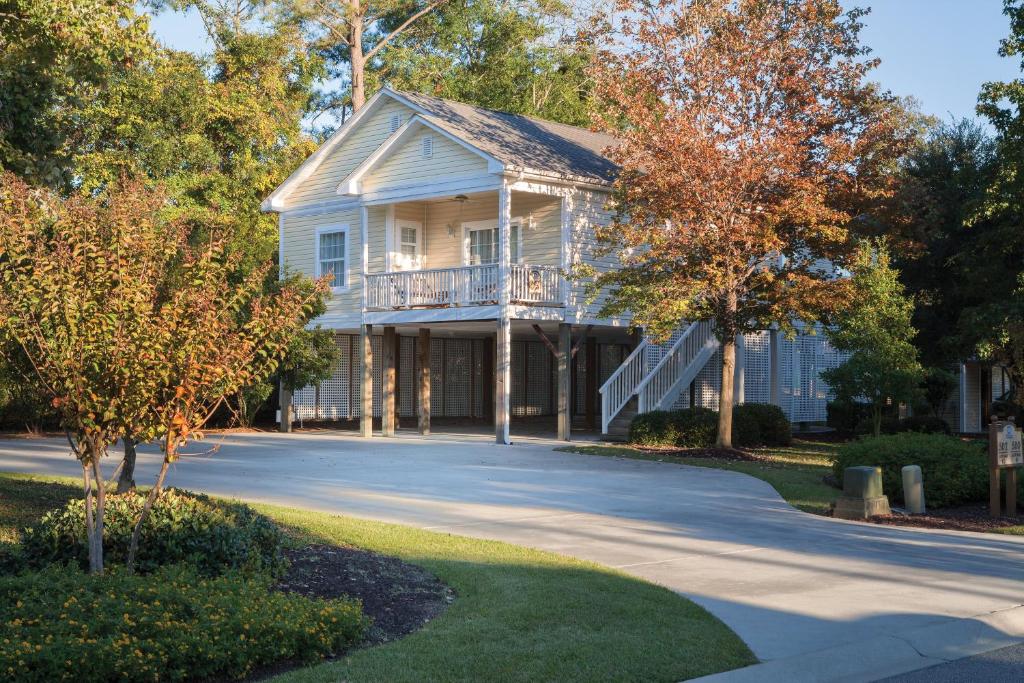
xmin=280 ymin=208 xmax=362 ymax=318
xmin=567 ymin=188 xmax=625 ymax=323
xmin=283 ymin=100 xmax=414 ymax=208
xmin=362 ymin=130 xmax=489 ymax=192
xmin=512 ymin=193 xmax=561 ymax=268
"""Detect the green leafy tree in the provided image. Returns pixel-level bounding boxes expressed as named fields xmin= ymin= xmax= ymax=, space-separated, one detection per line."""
xmin=0 ymin=174 xmax=324 ymax=573
xmin=921 ymin=367 xmax=958 ymax=418
xmin=823 ymin=242 xmax=924 ymax=437
xmin=377 ymin=0 xmax=593 ymax=125
xmin=0 ymin=0 xmax=154 ymax=187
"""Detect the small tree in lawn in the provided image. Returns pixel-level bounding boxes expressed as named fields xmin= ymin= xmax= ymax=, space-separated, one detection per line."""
xmin=0 ymin=173 xmax=323 ymax=573
xmin=822 ymin=241 xmax=923 ymax=437
xmin=586 ymin=0 xmax=913 ymax=447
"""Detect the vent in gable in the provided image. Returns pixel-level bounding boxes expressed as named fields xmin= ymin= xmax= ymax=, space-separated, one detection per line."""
xmin=388 ymin=113 xmax=402 ymax=134
xmin=421 ymin=135 xmax=433 ymax=159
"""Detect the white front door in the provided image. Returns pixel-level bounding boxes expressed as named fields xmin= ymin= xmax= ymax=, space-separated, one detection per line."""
xmin=394 ymin=219 xmax=424 ymax=270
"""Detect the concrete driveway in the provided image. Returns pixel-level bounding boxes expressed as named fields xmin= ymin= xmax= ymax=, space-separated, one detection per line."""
xmin=1 ymin=430 xmax=1023 ymax=682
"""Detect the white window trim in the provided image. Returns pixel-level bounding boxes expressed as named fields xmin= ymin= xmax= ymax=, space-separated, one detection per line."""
xmin=462 ymin=217 xmax=524 ymax=266
xmin=314 ymin=224 xmax=351 ymax=293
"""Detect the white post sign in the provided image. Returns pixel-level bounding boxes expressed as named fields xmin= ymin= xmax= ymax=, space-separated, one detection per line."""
xmin=996 ymin=423 xmax=1024 ymax=467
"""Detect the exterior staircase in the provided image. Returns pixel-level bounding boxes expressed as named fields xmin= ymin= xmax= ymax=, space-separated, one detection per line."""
xmin=599 ymin=320 xmax=720 ymax=440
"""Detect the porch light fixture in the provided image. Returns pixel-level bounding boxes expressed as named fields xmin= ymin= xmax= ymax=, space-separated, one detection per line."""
xmin=446 ymin=194 xmax=469 ymax=238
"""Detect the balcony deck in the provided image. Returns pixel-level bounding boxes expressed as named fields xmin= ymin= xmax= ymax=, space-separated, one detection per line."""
xmin=366 ymin=264 xmax=563 ymax=311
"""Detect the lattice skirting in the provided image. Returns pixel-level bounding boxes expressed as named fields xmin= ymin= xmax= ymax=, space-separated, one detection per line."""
xmin=293 ymin=333 xmax=630 ymax=421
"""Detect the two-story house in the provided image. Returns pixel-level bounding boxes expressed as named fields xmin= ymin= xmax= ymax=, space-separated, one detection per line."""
xmin=262 ymin=87 xmax=875 ymax=443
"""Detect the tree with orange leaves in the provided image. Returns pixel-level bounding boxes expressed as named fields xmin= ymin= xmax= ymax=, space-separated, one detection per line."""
xmin=587 ymin=0 xmax=914 ymax=447
xmin=0 ymin=174 xmax=326 ymax=573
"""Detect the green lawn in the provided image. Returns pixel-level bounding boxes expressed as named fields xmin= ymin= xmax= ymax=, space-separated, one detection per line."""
xmin=0 ymin=472 xmax=755 ymax=682
xmin=557 ymin=438 xmax=841 ymax=515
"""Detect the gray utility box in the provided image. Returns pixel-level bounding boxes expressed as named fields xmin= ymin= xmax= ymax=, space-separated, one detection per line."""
xmin=834 ymin=465 xmax=891 ymax=520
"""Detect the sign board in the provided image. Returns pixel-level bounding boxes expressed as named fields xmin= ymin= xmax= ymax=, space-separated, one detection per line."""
xmin=993 ymin=422 xmax=1024 ymax=468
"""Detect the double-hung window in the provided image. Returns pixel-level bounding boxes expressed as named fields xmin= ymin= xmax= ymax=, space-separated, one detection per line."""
xmin=465 ymin=220 xmax=521 ymax=265
xmin=316 ymin=226 xmax=348 ymax=290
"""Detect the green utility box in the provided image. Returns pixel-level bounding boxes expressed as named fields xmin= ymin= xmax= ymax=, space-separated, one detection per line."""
xmin=834 ymin=466 xmax=891 ymax=520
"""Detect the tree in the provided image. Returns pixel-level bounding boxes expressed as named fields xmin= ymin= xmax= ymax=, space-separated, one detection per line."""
xmin=587 ymin=0 xmax=912 ymax=447
xmin=891 ymin=119 xmax=998 ymax=367
xmin=376 ymin=0 xmax=593 ymax=125
xmin=0 ymin=174 xmax=324 ymax=573
xmin=961 ymin=0 xmax=1024 ymax=409
xmin=921 ymin=367 xmax=958 ymax=418
xmin=0 ymin=0 xmax=154 ymax=187
xmin=822 ymin=242 xmax=923 ymax=437
xmin=284 ymin=0 xmax=449 ymax=113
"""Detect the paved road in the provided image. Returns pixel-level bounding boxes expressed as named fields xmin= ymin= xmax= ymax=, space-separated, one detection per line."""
xmin=879 ymin=642 xmax=1024 ymax=682
xmin=2 ymin=430 xmax=1023 ymax=681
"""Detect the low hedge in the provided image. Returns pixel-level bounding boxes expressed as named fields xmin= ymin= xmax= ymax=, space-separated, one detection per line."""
xmin=21 ymin=489 xmax=285 ymax=576
xmin=834 ymin=433 xmax=989 ymax=508
xmin=629 ymin=403 xmax=791 ymax=448
xmin=0 ymin=563 xmax=367 ymax=683
xmin=853 ymin=415 xmax=950 ymax=436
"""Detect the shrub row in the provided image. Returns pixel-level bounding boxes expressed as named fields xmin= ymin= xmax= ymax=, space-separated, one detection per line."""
xmin=833 ymin=433 xmax=989 ymax=508
xmin=629 ymin=403 xmax=791 ymax=448
xmin=0 ymin=563 xmax=367 ymax=682
xmin=826 ymin=399 xmax=950 ymax=435
xmin=20 ymin=489 xmax=286 ymax=577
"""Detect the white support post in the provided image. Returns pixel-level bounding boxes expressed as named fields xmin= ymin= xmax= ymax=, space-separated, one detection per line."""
xmin=734 ymin=333 xmax=745 ymax=405
xmin=959 ymin=362 xmax=967 ymax=434
xmin=559 ymin=193 xmax=572 ymax=308
xmin=384 ymin=204 xmax=396 ymax=272
xmin=360 ymin=205 xmax=369 ymax=313
xmin=496 ymin=182 xmax=512 ymax=445
xmin=769 ymin=327 xmax=781 ymax=407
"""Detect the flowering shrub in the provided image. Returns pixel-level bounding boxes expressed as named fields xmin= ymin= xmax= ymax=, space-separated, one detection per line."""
xmin=20 ymin=489 xmax=285 ymax=576
xmin=0 ymin=563 xmax=368 ymax=682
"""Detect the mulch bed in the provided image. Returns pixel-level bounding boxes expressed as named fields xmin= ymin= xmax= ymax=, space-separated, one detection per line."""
xmin=635 ymin=445 xmax=766 ymax=462
xmin=277 ymin=544 xmax=455 ymax=646
xmin=865 ymin=504 xmax=1024 ymax=533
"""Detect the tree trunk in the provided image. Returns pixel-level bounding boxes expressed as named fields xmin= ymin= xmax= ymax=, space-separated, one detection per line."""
xmin=82 ymin=461 xmax=96 ymax=573
xmin=349 ymin=0 xmax=366 ymax=112
xmin=89 ymin=449 xmax=106 ymax=575
xmin=872 ymin=406 xmax=882 ymax=438
xmin=126 ymin=444 xmax=172 ymax=574
xmin=717 ymin=337 xmax=736 ymax=448
xmin=116 ymin=437 xmax=137 ymax=494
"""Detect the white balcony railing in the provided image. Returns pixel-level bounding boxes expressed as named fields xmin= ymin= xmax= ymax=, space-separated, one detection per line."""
xmin=365 ymin=263 xmax=564 ymax=311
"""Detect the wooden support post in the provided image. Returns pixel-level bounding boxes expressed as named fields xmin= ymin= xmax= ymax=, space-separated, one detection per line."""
xmin=558 ymin=323 xmax=572 ymax=441
xmin=585 ymin=336 xmax=597 ymax=429
xmin=382 ymin=326 xmax=396 ymax=436
xmin=769 ymin=327 xmax=781 ymax=407
xmin=1008 ymin=468 xmax=1018 ymax=516
xmin=360 ymin=324 xmax=373 ymax=437
xmin=279 ymin=385 xmax=293 ymax=433
xmin=418 ymin=328 xmax=431 ymax=435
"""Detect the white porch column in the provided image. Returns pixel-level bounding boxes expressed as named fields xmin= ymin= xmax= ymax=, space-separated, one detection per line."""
xmin=496 ymin=181 xmax=512 ymax=445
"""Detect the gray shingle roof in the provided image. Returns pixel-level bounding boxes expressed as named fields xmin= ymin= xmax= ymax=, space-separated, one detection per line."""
xmin=391 ymin=89 xmax=619 ymax=185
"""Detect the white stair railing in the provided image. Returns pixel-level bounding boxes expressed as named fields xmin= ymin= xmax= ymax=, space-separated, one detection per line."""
xmin=598 ymin=339 xmax=650 ymax=434
xmin=636 ymin=320 xmax=717 ymax=413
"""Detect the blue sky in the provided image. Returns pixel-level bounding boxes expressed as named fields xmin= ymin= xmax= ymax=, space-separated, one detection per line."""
xmin=149 ymin=0 xmax=1021 ymax=124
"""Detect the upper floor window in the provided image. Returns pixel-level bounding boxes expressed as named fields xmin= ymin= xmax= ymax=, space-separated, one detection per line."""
xmin=316 ymin=226 xmax=348 ymax=290
xmin=400 ymin=225 xmax=418 ymax=259
xmin=465 ymin=220 xmax=522 ymax=265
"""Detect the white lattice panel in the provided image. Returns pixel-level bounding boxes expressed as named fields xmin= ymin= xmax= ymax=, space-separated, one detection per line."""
xmin=473 ymin=339 xmax=485 ymax=417
xmin=400 ymin=336 xmax=416 ymax=417
xmin=292 ymin=386 xmax=317 ymax=421
xmin=444 ymin=339 xmax=472 ymax=416
xmin=743 ymin=331 xmax=771 ymax=405
xmin=429 ymin=338 xmax=444 ymax=416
